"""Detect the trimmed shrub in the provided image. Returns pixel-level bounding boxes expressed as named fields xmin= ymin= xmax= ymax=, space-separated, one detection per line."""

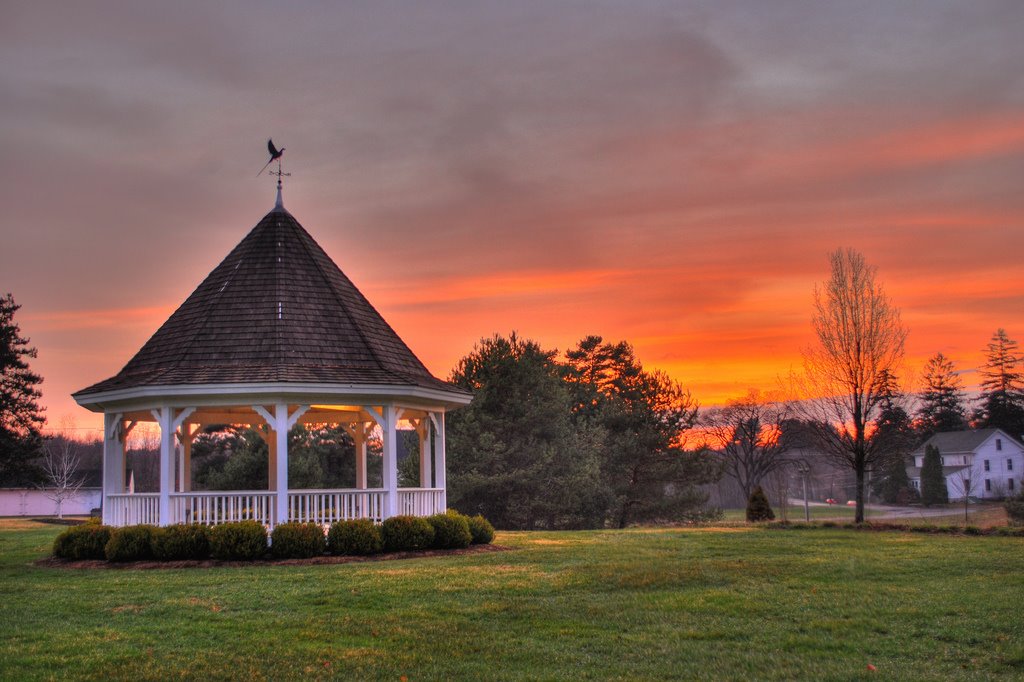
xmin=467 ymin=514 xmax=495 ymax=545
xmin=745 ymin=486 xmax=775 ymax=522
xmin=327 ymin=519 xmax=382 ymax=556
xmin=152 ymin=524 xmax=211 ymax=561
xmin=427 ymin=512 xmax=472 ymax=550
xmin=52 ymin=524 xmax=112 ymax=560
xmin=380 ymin=515 xmax=434 ymax=552
xmin=270 ymin=522 xmax=325 ymax=559
xmin=105 ymin=525 xmax=157 ymax=562
xmin=209 ymin=521 xmax=268 ymax=561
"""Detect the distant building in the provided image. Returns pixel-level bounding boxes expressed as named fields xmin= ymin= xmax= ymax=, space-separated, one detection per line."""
xmin=908 ymin=429 xmax=1024 ymax=500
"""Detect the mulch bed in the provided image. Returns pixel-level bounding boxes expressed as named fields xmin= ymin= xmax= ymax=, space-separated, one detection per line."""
xmin=35 ymin=543 xmax=512 ymax=570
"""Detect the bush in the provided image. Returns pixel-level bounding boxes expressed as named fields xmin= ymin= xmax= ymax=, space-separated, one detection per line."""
xmin=270 ymin=522 xmax=325 ymax=559
xmin=152 ymin=524 xmax=211 ymax=561
xmin=105 ymin=525 xmax=157 ymax=562
xmin=745 ymin=486 xmax=775 ymax=522
xmin=52 ymin=524 xmax=112 ymax=560
xmin=1004 ymin=493 xmax=1024 ymax=525
xmin=467 ymin=514 xmax=495 ymax=545
xmin=209 ymin=521 xmax=268 ymax=560
xmin=327 ymin=519 xmax=382 ymax=556
xmin=380 ymin=515 xmax=434 ymax=552
xmin=427 ymin=512 xmax=472 ymax=550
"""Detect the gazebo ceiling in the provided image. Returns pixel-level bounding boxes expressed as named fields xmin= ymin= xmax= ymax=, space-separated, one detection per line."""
xmin=74 ymin=203 xmax=470 ymax=410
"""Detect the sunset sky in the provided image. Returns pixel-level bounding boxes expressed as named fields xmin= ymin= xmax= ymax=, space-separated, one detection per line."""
xmin=2 ymin=1 xmax=1023 ymax=435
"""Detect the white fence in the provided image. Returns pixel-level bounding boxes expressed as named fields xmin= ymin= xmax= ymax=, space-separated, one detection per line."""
xmin=100 ymin=487 xmax=446 ymax=526
xmin=397 ymin=488 xmax=445 ymax=517
xmin=106 ymin=493 xmax=160 ymax=526
xmin=171 ymin=491 xmax=276 ymax=526
xmin=0 ymin=488 xmax=102 ymax=517
xmin=288 ymin=489 xmax=386 ymax=524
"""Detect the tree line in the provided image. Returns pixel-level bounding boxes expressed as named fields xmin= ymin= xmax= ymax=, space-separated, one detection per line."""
xmin=2 ymin=245 xmax=1023 ymax=528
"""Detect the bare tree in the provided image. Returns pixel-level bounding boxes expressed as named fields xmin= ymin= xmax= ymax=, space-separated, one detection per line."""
xmin=701 ymin=390 xmax=794 ymax=501
xmin=800 ymin=248 xmax=908 ymax=523
xmin=39 ymin=418 xmax=86 ymax=519
xmin=948 ymin=465 xmax=979 ymax=525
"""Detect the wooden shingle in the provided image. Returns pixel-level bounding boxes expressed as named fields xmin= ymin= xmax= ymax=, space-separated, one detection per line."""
xmin=75 ymin=206 xmax=464 ymax=397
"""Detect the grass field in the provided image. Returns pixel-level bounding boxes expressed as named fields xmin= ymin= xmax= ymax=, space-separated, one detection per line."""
xmin=2 ymin=520 xmax=1023 ymax=680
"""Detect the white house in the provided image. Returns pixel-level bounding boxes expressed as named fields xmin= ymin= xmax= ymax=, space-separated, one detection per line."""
xmin=909 ymin=429 xmax=1024 ymax=500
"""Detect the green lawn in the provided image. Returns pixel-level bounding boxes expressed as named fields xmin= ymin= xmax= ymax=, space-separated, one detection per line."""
xmin=2 ymin=520 xmax=1022 ymax=680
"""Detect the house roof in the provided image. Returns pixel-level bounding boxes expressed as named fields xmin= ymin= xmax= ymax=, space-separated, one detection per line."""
xmin=74 ymin=205 xmax=468 ymax=400
xmin=911 ymin=428 xmax=1024 ymax=456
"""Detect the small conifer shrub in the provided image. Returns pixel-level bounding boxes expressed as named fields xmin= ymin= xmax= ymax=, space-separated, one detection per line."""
xmin=327 ymin=519 xmax=382 ymax=556
xmin=745 ymin=485 xmax=775 ymax=522
xmin=920 ymin=445 xmax=949 ymax=506
xmin=270 ymin=522 xmax=325 ymax=559
xmin=52 ymin=524 xmax=113 ymax=560
xmin=208 ymin=521 xmax=268 ymax=560
xmin=380 ymin=515 xmax=434 ymax=552
xmin=151 ymin=524 xmax=211 ymax=561
xmin=427 ymin=512 xmax=472 ymax=549
xmin=105 ymin=525 xmax=157 ymax=562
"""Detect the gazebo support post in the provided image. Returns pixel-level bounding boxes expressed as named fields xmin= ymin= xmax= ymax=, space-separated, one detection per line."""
xmin=418 ymin=419 xmax=432 ymax=488
xmin=154 ymin=407 xmax=174 ymax=526
xmin=101 ymin=412 xmax=125 ymax=525
xmin=177 ymin=424 xmax=197 ymax=492
xmin=366 ymin=405 xmax=399 ymax=519
xmin=432 ymin=411 xmax=447 ymax=511
xmin=354 ymin=424 xmax=367 ymax=489
xmin=274 ymin=403 xmax=289 ymax=525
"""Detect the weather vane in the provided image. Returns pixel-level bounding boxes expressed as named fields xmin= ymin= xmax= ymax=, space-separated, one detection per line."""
xmin=257 ymin=138 xmax=290 ymax=206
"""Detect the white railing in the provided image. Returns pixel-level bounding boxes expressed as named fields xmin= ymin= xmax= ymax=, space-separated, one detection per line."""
xmin=288 ymin=489 xmax=386 ymax=525
xmin=397 ymin=488 xmax=445 ymax=517
xmin=170 ymin=491 xmax=275 ymax=526
xmin=105 ymin=487 xmax=444 ymax=527
xmin=106 ymin=493 xmax=160 ymax=526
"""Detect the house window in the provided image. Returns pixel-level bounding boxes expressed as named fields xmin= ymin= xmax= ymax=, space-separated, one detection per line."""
xmin=1010 ymin=479 xmax=1016 ymax=491
xmin=986 ymin=479 xmax=992 ymax=492
xmin=984 ymin=459 xmax=990 ymax=471
xmin=940 ymin=456 xmax=945 ymax=466
xmin=996 ymin=438 xmax=1003 ymax=451
xmin=910 ymin=479 xmax=920 ymax=490
xmin=1009 ymin=459 xmax=1014 ymax=472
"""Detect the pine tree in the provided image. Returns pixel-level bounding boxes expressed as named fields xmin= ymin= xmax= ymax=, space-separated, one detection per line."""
xmin=0 ymin=293 xmax=46 ymax=485
xmin=870 ymin=371 xmax=916 ymax=504
xmin=745 ymin=485 xmax=775 ymax=522
xmin=974 ymin=329 xmax=1024 ymax=438
xmin=919 ymin=444 xmax=948 ymax=506
xmin=916 ymin=352 xmax=967 ymax=437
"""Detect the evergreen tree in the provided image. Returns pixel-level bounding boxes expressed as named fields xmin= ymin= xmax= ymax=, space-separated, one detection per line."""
xmin=446 ymin=333 xmax=610 ymax=530
xmin=916 ymin=352 xmax=967 ymax=437
xmin=564 ymin=336 xmax=716 ymax=527
xmin=870 ymin=373 xmax=916 ymax=504
xmin=974 ymin=329 xmax=1024 ymax=438
xmin=919 ymin=444 xmax=948 ymax=506
xmin=745 ymin=485 xmax=775 ymax=522
xmin=0 ymin=293 xmax=45 ymax=485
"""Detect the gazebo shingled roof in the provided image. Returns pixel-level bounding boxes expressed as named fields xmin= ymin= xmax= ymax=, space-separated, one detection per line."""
xmin=75 ymin=204 xmax=462 ymax=398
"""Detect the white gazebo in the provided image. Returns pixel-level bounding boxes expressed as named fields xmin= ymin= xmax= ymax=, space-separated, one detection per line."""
xmin=73 ymin=190 xmax=472 ymax=527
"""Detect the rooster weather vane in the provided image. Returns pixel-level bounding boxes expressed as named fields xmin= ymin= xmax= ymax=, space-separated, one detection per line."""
xmin=257 ymin=138 xmax=290 ymax=187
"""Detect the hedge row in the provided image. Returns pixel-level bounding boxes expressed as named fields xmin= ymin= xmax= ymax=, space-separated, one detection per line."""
xmin=767 ymin=521 xmax=1024 ymax=537
xmin=52 ymin=511 xmax=495 ymax=562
